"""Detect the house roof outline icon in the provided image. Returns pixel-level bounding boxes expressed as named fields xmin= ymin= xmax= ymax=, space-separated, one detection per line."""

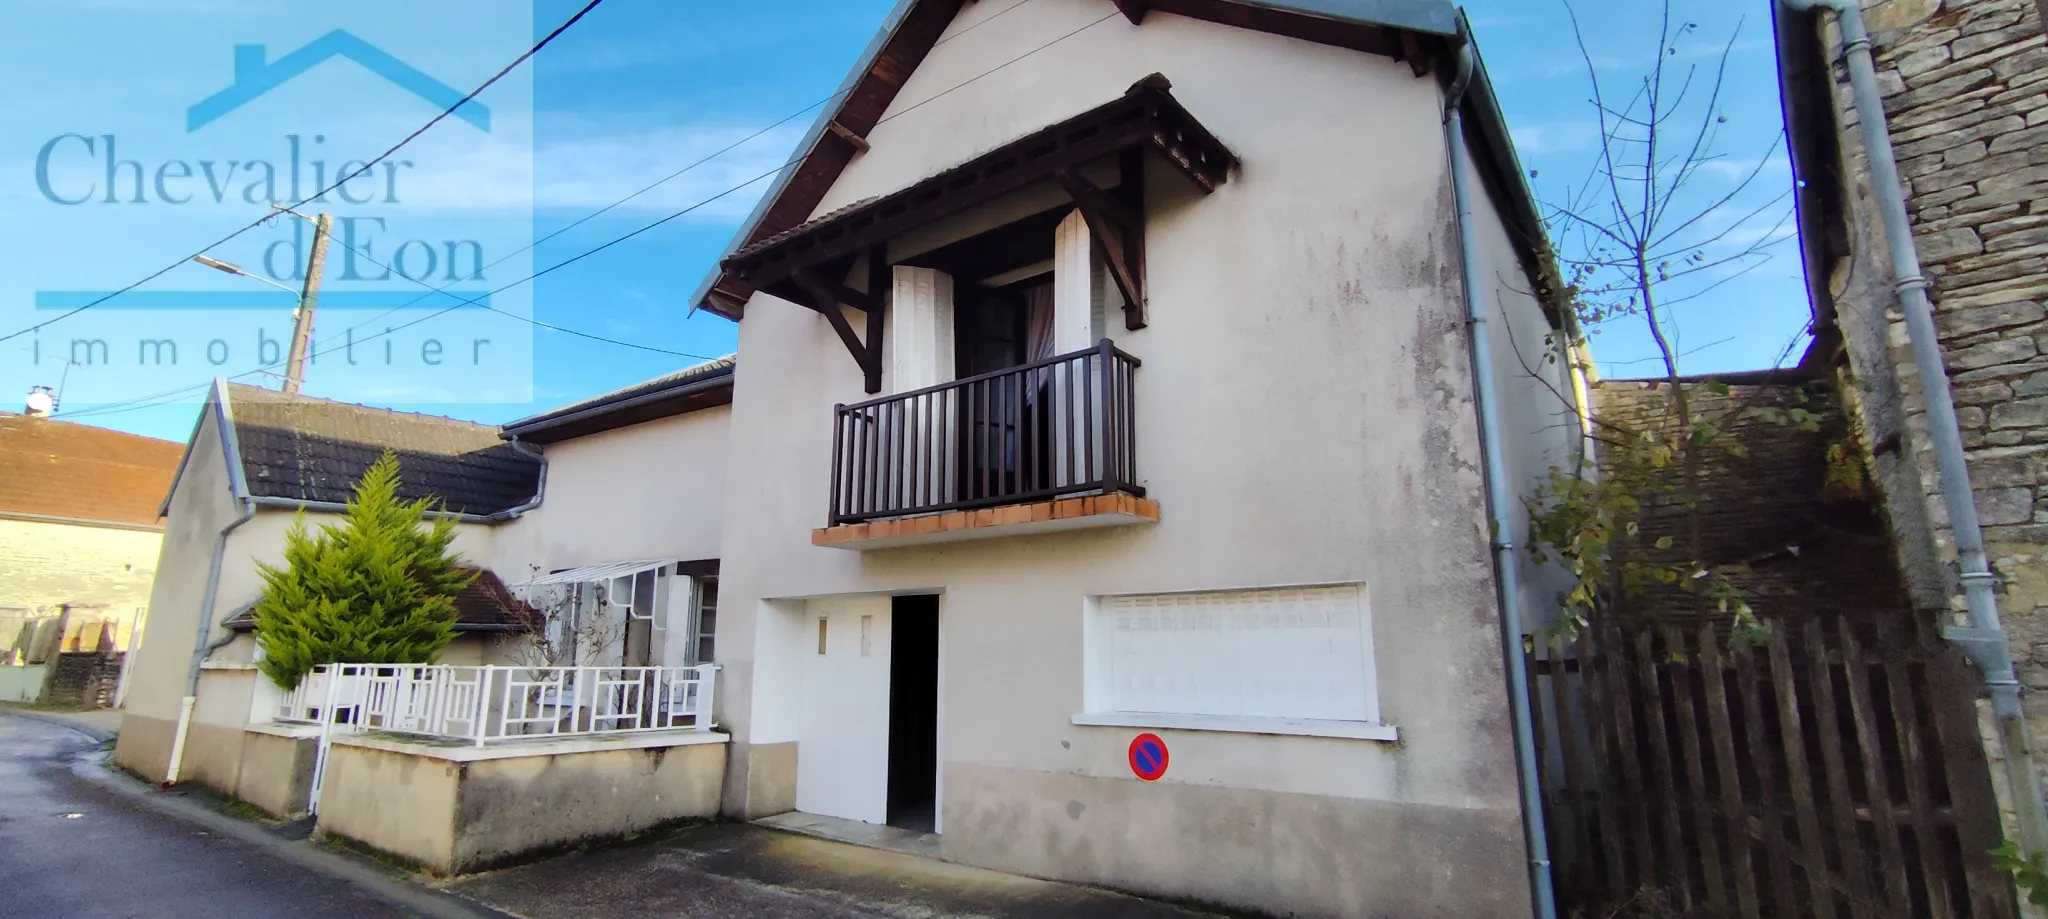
xmin=187 ymin=29 xmax=490 ymax=132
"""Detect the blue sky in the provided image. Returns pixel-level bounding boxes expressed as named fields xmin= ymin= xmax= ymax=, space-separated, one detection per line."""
xmin=17 ymin=0 xmax=1804 ymax=443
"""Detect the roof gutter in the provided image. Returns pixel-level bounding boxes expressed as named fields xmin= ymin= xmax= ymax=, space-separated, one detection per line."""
xmin=243 ymin=496 xmax=500 ymax=524
xmin=499 ymin=372 xmax=735 ymax=441
xmin=1781 ymin=0 xmax=2048 ymax=856
xmin=1443 ymin=29 xmax=1559 ymax=919
xmin=0 ymin=510 xmax=164 ymax=533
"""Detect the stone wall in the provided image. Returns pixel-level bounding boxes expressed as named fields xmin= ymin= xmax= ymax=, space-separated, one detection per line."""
xmin=1812 ymin=0 xmax=2048 ymax=774
xmin=1591 ymin=378 xmax=1913 ymax=629
xmin=42 ymin=651 xmax=124 ymax=709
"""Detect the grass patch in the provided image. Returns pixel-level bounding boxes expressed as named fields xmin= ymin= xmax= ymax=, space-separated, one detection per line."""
xmin=0 ymin=699 xmax=105 ymax=714
xmin=221 ymin=799 xmax=272 ymax=822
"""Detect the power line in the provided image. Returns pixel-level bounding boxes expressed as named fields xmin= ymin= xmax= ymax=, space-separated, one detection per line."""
xmin=56 ymin=6 xmax=1117 ymax=422
xmin=0 ymin=0 xmax=609 ymax=347
xmin=320 ymin=235 xmax=721 ymax=359
xmin=323 ymin=0 xmax=1054 ymax=343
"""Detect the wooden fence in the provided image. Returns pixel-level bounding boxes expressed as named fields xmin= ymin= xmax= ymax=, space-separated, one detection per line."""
xmin=1527 ymin=616 xmax=2016 ymax=918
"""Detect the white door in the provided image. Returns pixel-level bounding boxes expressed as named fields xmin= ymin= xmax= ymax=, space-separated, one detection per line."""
xmin=796 ymin=596 xmax=892 ymax=824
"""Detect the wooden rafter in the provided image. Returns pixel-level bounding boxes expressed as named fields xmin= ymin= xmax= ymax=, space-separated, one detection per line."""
xmin=725 ymin=74 xmax=1232 ymax=293
xmin=1397 ymin=33 xmax=1431 ymax=78
xmin=826 ymin=120 xmax=871 ymax=153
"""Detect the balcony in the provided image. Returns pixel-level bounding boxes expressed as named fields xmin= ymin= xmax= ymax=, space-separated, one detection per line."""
xmin=815 ymin=340 xmax=1158 ymax=549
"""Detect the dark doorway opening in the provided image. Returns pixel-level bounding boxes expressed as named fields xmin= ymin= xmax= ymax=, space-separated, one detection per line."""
xmin=887 ymin=594 xmax=940 ymax=833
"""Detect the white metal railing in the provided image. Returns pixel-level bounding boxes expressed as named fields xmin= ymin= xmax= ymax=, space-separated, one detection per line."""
xmin=275 ymin=663 xmax=718 ymax=746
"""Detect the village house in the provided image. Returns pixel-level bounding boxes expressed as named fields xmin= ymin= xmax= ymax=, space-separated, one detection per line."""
xmin=0 ymin=395 xmax=181 ymax=704
xmin=691 ymin=1 xmax=1580 ymax=916
xmin=116 ymin=1 xmax=1588 ymax=913
xmin=114 ymin=368 xmax=735 ymax=871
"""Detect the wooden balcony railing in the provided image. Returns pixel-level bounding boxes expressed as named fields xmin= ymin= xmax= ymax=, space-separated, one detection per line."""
xmin=829 ymin=340 xmax=1142 ymax=526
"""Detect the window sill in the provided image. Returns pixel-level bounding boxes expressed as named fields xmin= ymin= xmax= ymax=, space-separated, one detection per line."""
xmin=1070 ymin=712 xmax=1399 ymax=742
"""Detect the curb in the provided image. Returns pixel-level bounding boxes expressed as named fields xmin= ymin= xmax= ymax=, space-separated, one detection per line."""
xmin=0 ymin=706 xmax=117 ymax=743
xmin=59 ymin=745 xmax=515 ymax=919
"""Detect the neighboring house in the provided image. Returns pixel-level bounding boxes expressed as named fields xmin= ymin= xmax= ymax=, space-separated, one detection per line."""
xmin=1776 ymin=0 xmax=2048 ymax=828
xmin=115 ymin=380 xmax=546 ymax=788
xmin=115 ymin=363 xmax=735 ymax=871
xmin=0 ymin=403 xmax=181 ymax=704
xmin=0 ymin=405 xmax=179 ymax=631
xmin=690 ymin=2 xmax=1579 ymax=917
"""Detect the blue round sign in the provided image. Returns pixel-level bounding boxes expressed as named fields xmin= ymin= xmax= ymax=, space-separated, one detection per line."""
xmin=1128 ymin=732 xmax=1169 ymax=781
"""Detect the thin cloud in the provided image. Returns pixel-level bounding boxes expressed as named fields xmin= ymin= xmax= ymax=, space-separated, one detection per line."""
xmin=395 ymin=121 xmax=803 ymax=220
xmin=1511 ymin=121 xmax=1600 ymax=155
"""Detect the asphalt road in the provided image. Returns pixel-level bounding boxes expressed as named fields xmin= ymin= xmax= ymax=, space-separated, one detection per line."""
xmin=0 ymin=711 xmax=1216 ymax=919
xmin=0 ymin=713 xmax=410 ymax=919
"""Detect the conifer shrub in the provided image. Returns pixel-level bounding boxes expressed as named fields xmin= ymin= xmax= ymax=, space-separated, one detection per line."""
xmin=252 ymin=451 xmax=474 ymax=690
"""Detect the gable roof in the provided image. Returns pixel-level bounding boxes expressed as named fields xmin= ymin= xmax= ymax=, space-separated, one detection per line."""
xmin=220 ymin=383 xmax=542 ymax=517
xmin=221 ymin=567 xmax=539 ymax=633
xmin=0 ymin=413 xmax=182 ymax=529
xmin=691 ymin=0 xmax=1548 ymax=319
xmin=500 ymin=356 xmax=737 ymax=445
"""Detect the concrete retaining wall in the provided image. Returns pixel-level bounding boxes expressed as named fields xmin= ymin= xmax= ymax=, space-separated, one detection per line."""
xmin=235 ymin=726 xmax=319 ymax=818
xmin=0 ymin=665 xmax=47 ymax=702
xmin=315 ymin=732 xmax=729 ymax=874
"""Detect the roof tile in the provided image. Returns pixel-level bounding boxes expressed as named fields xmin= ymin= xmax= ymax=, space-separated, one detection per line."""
xmin=0 ymin=413 xmax=182 ymax=527
xmin=225 ymin=384 xmax=540 ymax=516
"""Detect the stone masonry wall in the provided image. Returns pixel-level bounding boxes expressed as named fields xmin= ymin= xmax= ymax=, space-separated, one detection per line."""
xmin=1816 ymin=0 xmax=2048 ymax=781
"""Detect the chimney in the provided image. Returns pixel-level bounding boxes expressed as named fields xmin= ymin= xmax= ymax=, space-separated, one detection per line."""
xmin=24 ymin=386 xmax=55 ymax=417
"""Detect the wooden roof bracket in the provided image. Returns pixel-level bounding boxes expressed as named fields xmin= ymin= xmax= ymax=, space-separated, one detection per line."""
xmin=789 ymin=245 xmax=889 ymax=393
xmin=1056 ymin=150 xmax=1148 ymax=330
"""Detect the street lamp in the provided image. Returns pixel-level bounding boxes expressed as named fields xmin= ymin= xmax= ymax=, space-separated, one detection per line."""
xmin=191 ymin=255 xmax=302 ymax=300
xmin=189 ymin=209 xmax=331 ymax=395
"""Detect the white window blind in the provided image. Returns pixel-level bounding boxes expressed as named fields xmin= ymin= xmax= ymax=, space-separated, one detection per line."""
xmin=1094 ymin=584 xmax=1378 ymax=724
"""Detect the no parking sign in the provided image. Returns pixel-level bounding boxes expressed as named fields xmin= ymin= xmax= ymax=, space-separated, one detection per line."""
xmin=1128 ymin=733 xmax=1169 ymax=782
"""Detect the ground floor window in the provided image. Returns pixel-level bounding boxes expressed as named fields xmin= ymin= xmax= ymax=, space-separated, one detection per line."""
xmin=512 ymin=561 xmax=717 ymax=668
xmin=1076 ymin=583 xmax=1391 ymax=740
xmin=689 ymin=575 xmax=717 ymax=666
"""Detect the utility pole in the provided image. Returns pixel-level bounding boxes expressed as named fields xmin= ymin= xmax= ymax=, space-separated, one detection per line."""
xmin=283 ymin=212 xmax=332 ymax=395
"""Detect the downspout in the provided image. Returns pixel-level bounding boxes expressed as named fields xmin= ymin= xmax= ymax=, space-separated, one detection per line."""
xmin=1444 ymin=38 xmax=1559 ymax=919
xmin=165 ymin=495 xmax=254 ymax=785
xmin=490 ymin=436 xmax=548 ymax=522
xmin=1782 ymin=0 xmax=2048 ymax=853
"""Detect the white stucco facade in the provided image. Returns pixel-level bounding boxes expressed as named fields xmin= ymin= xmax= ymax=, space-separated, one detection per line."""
xmin=705 ymin=3 xmax=1580 ymax=917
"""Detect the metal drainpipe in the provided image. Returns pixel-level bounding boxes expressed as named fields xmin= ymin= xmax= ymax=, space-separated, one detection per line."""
xmin=165 ymin=496 xmax=255 ymax=785
xmin=1781 ymin=0 xmax=2048 ymax=854
xmin=1444 ymin=39 xmax=1560 ymax=919
xmin=493 ymin=436 xmax=549 ymax=521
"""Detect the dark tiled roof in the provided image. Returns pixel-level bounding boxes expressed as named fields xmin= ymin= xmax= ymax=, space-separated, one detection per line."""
xmin=730 ymin=198 xmax=879 ymax=261
xmin=0 ymin=413 xmax=182 ymax=527
xmin=223 ymin=567 xmax=538 ymax=633
xmin=225 ymin=384 xmax=541 ymax=516
xmin=500 ymin=356 xmax=736 ymax=444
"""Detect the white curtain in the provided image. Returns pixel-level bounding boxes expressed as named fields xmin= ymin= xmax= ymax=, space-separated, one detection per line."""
xmin=1024 ymin=281 xmax=1055 ymax=363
